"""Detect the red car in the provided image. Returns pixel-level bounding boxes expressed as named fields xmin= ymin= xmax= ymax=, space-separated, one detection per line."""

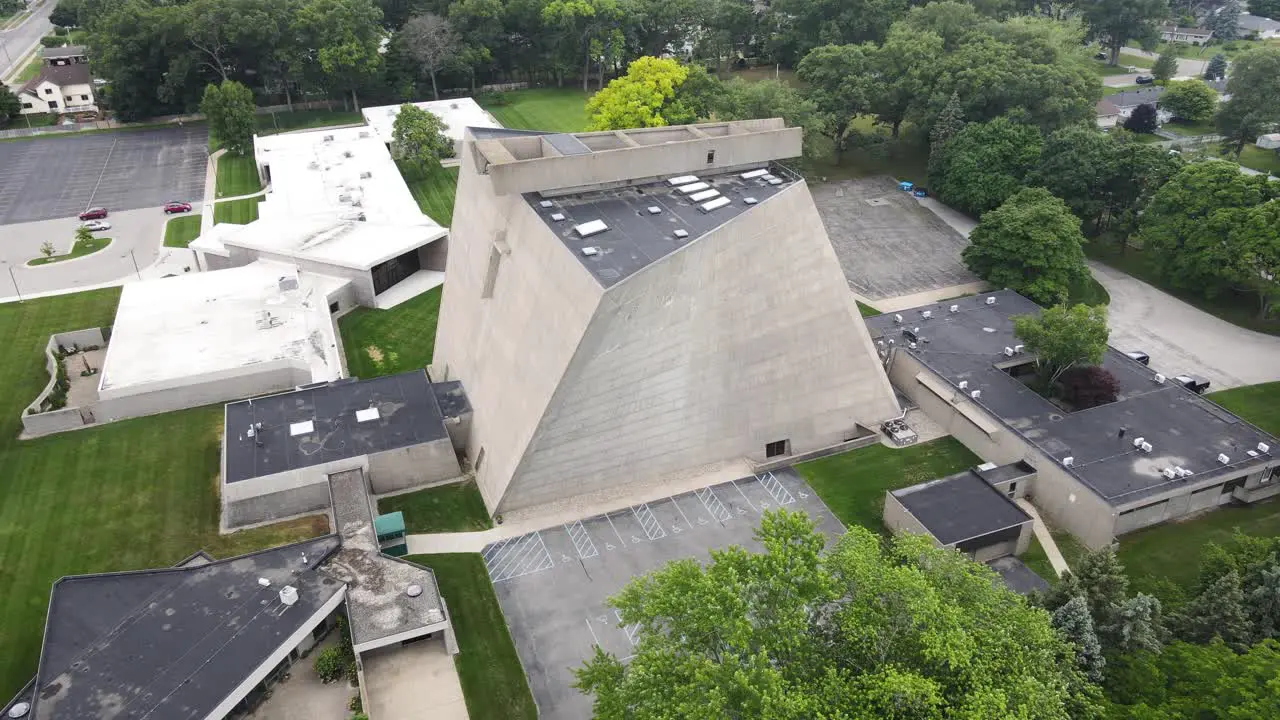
xmin=78 ymin=207 xmax=108 ymax=221
xmin=163 ymin=201 xmax=193 ymax=214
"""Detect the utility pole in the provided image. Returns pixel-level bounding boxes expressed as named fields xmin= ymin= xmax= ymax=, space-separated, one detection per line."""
xmin=6 ymin=264 xmax=22 ymax=302
xmin=126 ymin=249 xmax=141 ymax=280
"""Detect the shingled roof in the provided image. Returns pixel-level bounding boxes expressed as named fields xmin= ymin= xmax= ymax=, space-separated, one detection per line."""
xmin=19 ymin=62 xmax=92 ymax=95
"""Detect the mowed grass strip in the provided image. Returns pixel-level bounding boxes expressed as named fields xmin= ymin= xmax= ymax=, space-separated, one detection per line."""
xmin=480 ymin=88 xmax=591 ymax=133
xmin=795 ymin=437 xmax=982 ymax=530
xmin=215 ymin=152 xmax=262 ymax=198
xmin=405 ymin=553 xmax=537 ymax=720
xmin=0 ymin=290 xmax=324 ymax=698
xmin=399 ymin=163 xmax=459 ymax=225
xmin=1208 ymin=382 xmax=1280 ymax=436
xmin=339 ymin=285 xmax=442 ymax=379
xmin=213 ymin=195 xmax=263 ymax=225
xmin=163 ymin=215 xmax=202 ymax=248
xmin=379 ymin=481 xmax=492 ymax=533
xmin=27 ymin=236 xmax=111 ymax=266
xmin=255 ymin=109 xmax=364 ymax=136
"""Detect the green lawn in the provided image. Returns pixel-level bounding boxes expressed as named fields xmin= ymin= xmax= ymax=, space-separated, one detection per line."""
xmin=255 ymin=109 xmax=364 ymax=136
xmin=400 ymin=163 xmax=459 ymax=225
xmin=1117 ymin=53 xmax=1154 ymax=69
xmin=27 ymin=236 xmax=111 ymax=266
xmin=1086 ymin=241 xmax=1280 ymax=336
xmin=338 ymin=286 xmax=442 ymax=379
xmin=1236 ymin=144 xmax=1280 ymax=176
xmin=0 ymin=290 xmax=324 ymax=699
xmin=16 ymin=54 xmax=43 ymax=82
xmin=215 ymin=152 xmax=262 ymax=198
xmin=856 ymin=301 xmax=879 ymax=317
xmin=163 ymin=215 xmax=202 ymax=248
xmin=1161 ymin=118 xmax=1216 ymax=137
xmin=1021 ymin=536 xmax=1058 ymax=582
xmin=1207 ymin=382 xmax=1280 ymax=437
xmin=379 ymin=481 xmax=492 ymax=533
xmin=796 ymin=437 xmax=982 ymax=530
xmin=405 ymin=553 xmax=537 ymax=719
xmin=213 ymin=196 xmax=263 ymax=225
xmin=1101 ymin=84 xmax=1139 ymax=96
xmin=1067 ymin=272 xmax=1111 ymax=307
xmin=480 ymin=88 xmax=591 ymax=133
xmin=1143 ymin=38 xmax=1280 ymax=61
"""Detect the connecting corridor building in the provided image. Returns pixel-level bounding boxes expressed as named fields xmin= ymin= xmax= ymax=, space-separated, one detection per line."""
xmin=432 ymin=119 xmax=902 ymax=514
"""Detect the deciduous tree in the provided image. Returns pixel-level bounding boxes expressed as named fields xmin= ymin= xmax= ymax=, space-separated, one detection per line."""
xmin=1013 ymin=303 xmax=1110 ymax=386
xmin=1152 ymin=48 xmax=1178 ymax=82
xmin=400 ymin=12 xmax=460 ymax=100
xmin=1105 ymin=639 xmax=1280 ymax=717
xmin=1227 ymin=199 xmax=1280 ymax=319
xmin=0 ymin=86 xmax=20 ymax=126
xmin=200 ymin=80 xmax=256 ymax=155
xmin=585 ymin=56 xmax=689 ymax=130
xmin=294 ymin=0 xmax=384 ymax=112
xmin=714 ymin=79 xmax=822 ymax=157
xmin=1216 ymin=46 xmax=1280 ymax=155
xmin=1059 ymin=365 xmax=1122 ymax=409
xmin=391 ymin=104 xmax=453 ymax=173
xmin=1123 ymin=102 xmax=1159 ymax=134
xmin=964 ymin=187 xmax=1090 ymax=306
xmin=542 ymin=0 xmax=624 ymax=92
xmin=1078 ymin=0 xmax=1168 ymax=66
xmin=1160 ymin=79 xmax=1218 ymax=121
xmin=795 ymin=44 xmax=873 ymax=162
xmin=1250 ymin=0 xmax=1280 ymax=19
xmin=934 ymin=117 xmax=1042 ymax=217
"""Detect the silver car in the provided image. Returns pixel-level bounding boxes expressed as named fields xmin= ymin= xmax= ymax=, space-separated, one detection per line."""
xmin=82 ymin=220 xmax=112 ymax=231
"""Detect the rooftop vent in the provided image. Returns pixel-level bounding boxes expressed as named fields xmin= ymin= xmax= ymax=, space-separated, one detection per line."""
xmin=950 ymin=304 xmax=959 ymax=312
xmin=581 ymin=246 xmax=600 ymax=256
xmin=700 ymin=197 xmax=731 ymax=212
xmin=322 ymin=135 xmax=334 ymax=142
xmin=406 ymin=584 xmax=423 ymax=598
xmin=289 ymin=421 xmax=314 ymax=436
xmin=1063 ymin=456 xmax=1074 ymax=467
xmin=356 ymin=407 xmax=380 ymax=422
xmin=1259 ymin=442 xmax=1271 ymax=453
xmin=1133 ymin=437 xmax=1146 ymax=448
xmin=450 ymin=102 xmax=459 ymax=109
xmin=1248 ymin=449 xmax=1259 ymax=457
xmin=768 ymin=178 xmax=783 ymax=185
xmin=678 ymin=182 xmax=711 ymax=194
xmin=8 ymin=702 xmax=30 ymax=718
xmin=1175 ymin=466 xmax=1191 ymax=477
xmin=279 ymin=586 xmax=298 ymax=606
xmin=1003 ymin=347 xmax=1015 ymax=357
xmin=539 ymin=200 xmax=554 ymax=209
xmin=358 ymin=131 xmax=370 ymax=138
xmin=360 ymin=171 xmax=372 ymax=179
xmin=959 ymin=381 xmax=968 ymax=390
xmin=986 ymin=297 xmax=996 ymax=305
xmin=970 ymin=390 xmax=982 ymax=399
xmin=258 ymin=577 xmax=271 ymax=587
xmin=667 ymin=175 xmax=699 ymax=186
xmin=646 ymin=206 xmax=662 ymax=215
xmin=574 ymin=219 xmax=609 ymax=237
xmin=762 ymin=174 xmax=778 ymax=182
xmin=743 ymin=197 xmax=758 ymax=205
xmin=740 ymin=168 xmax=768 ymax=179
xmin=673 ymin=229 xmax=689 ymax=239
xmin=550 ymin=213 xmax=566 ymax=222
xmin=426 ymin=608 xmax=444 ymax=623
xmin=893 ymin=314 xmax=903 ymax=324
xmin=922 ymin=310 xmax=932 ymax=319
xmin=278 ymin=276 xmax=299 ymax=292
xmin=908 ymin=342 xmax=918 ymax=349
xmin=1218 ymin=453 xmax=1231 ymax=464
xmin=1014 ymin=344 xmax=1024 ymax=353
xmin=689 ymin=189 xmax=720 ymax=202
xmin=1154 ymin=373 xmax=1166 ymax=384
xmin=1162 ymin=467 xmax=1177 ymax=479
xmin=1140 ymin=441 xmax=1153 ymax=453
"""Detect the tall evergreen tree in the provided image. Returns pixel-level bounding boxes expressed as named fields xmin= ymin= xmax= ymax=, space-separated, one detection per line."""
xmin=928 ymin=91 xmax=964 ymax=180
xmin=1175 ymin=569 xmax=1253 ymax=649
xmin=1204 ymin=53 xmax=1228 ymax=81
xmin=1210 ymin=0 xmax=1241 ymax=41
xmin=1052 ymin=596 xmax=1107 ymax=682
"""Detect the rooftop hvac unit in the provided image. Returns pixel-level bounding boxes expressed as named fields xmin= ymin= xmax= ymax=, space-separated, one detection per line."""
xmin=986 ymin=297 xmax=996 ymax=305
xmin=743 ymin=197 xmax=758 ymax=205
xmin=1063 ymin=456 xmax=1074 ymax=467
xmin=426 ymin=608 xmax=444 ymax=623
xmin=1218 ymin=453 xmax=1231 ymax=464
xmin=877 ymin=340 xmax=884 ymax=347
xmin=1140 ymin=442 xmax=1153 ymax=453
xmin=1014 ymin=344 xmax=1024 ymax=353
xmin=323 ymin=135 xmax=334 ymax=142
xmin=970 ymin=390 xmax=981 ymax=399
xmin=342 ymin=150 xmax=353 ymax=158
xmin=949 ymin=304 xmax=959 ymax=312
xmin=922 ymin=310 xmax=932 ymax=319
xmin=740 ymin=168 xmax=769 ymax=179
xmin=908 ymin=342 xmax=918 ymax=349
xmin=1175 ymin=466 xmax=1191 ymax=477
xmin=358 ymin=131 xmax=370 ymax=138
xmin=1154 ymin=373 xmax=1166 ymax=384
xmin=550 ymin=213 xmax=566 ymax=222
xmin=1003 ymin=347 xmax=1015 ymax=357
xmin=958 ymin=381 xmax=968 ymax=390
xmin=539 ymin=200 xmax=554 ymax=209
xmin=1260 ymin=442 xmax=1271 ymax=453
xmin=893 ymin=314 xmax=903 ymax=324
xmin=279 ymin=586 xmax=298 ymax=606
xmin=1162 ymin=467 xmax=1177 ymax=479
xmin=768 ymin=178 xmax=784 ymax=185
xmin=646 ymin=206 xmax=662 ymax=215
xmin=673 ymin=229 xmax=689 ymax=239
xmin=667 ymin=175 xmax=699 ymax=186
xmin=360 ymin=171 xmax=372 ymax=179
xmin=574 ymin=219 xmax=609 ymax=237
xmin=258 ymin=577 xmax=270 ymax=587
xmin=581 ymin=246 xmax=600 ymax=256
xmin=1133 ymin=437 xmax=1146 ymax=448
xmin=700 ymin=197 xmax=732 ymax=212
xmin=1248 ymin=449 xmax=1259 ymax=457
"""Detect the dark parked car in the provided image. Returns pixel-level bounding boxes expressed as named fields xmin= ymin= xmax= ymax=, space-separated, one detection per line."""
xmin=1174 ymin=374 xmax=1211 ymax=394
xmin=78 ymin=207 xmax=108 ymax=221
xmin=1094 ymin=51 xmax=1108 ymax=60
xmin=912 ymin=187 xmax=929 ymax=198
xmin=1135 ymin=75 xmax=1154 ymax=84
xmin=163 ymin=201 xmax=193 ymax=214
xmin=1124 ymin=351 xmax=1151 ymax=366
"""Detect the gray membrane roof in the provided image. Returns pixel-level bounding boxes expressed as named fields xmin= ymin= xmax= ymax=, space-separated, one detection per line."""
xmin=864 ymin=290 xmax=1278 ymax=507
xmin=23 ymin=536 xmax=342 ymax=720
xmin=323 ymin=469 xmax=446 ymax=649
xmin=224 ymin=370 xmax=448 ymax=483
xmin=526 ymin=164 xmax=798 ymax=287
xmin=892 ymin=469 xmax=1032 ymax=546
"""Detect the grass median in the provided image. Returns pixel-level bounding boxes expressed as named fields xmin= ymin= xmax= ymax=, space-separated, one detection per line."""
xmin=163 ymin=214 xmax=202 ymax=247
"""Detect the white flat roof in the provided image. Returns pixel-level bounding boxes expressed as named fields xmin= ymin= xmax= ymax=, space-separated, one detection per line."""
xmin=192 ymin=215 xmax=446 ymax=272
xmin=99 ymin=262 xmax=347 ymax=396
xmin=253 ymin=126 xmax=437 ymax=227
xmin=361 ymin=97 xmax=502 ymax=144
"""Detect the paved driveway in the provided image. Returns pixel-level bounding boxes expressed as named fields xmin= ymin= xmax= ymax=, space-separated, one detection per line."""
xmin=0 ymin=206 xmax=198 ymax=297
xmin=1090 ymin=261 xmax=1280 ymax=390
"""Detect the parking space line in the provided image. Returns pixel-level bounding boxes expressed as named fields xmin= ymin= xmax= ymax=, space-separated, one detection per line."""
xmin=730 ymin=479 xmax=759 ymax=513
xmin=84 ymin=138 xmax=119 ymax=211
xmin=584 ymin=617 xmax=601 ymax=647
xmin=564 ymin=520 xmax=599 ymax=559
xmin=614 ymin=609 xmax=640 ymax=646
xmin=757 ymin=471 xmax=796 ymax=505
xmin=694 ymin=486 xmax=731 ymax=523
xmin=631 ymin=504 xmax=666 ymax=541
xmin=605 ymin=514 xmax=627 ymax=545
xmin=488 ymin=532 xmax=555 ymax=583
xmin=669 ymin=496 xmax=693 ymax=529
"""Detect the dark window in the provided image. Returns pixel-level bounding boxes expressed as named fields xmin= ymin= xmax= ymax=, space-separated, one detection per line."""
xmin=765 ymin=439 xmax=790 ymax=458
xmin=1263 ymin=466 xmax=1277 ymax=484
xmin=22 ymin=102 xmax=32 ymax=109
xmin=1119 ymin=499 xmax=1168 ymax=517
xmin=43 ymin=88 xmax=53 ymax=95
xmin=706 ymin=150 xmax=716 ymax=163
xmin=475 ymin=447 xmax=486 ymax=473
xmin=48 ymin=100 xmax=57 ymax=108
xmin=81 ymin=94 xmax=88 ymax=101
xmin=1007 ymin=481 xmax=1017 ymax=499
xmin=370 ymin=248 xmax=422 ymax=295
xmin=1222 ymin=477 xmax=1247 ymax=495
xmin=311 ymin=622 xmax=328 ymax=641
xmin=328 ymin=301 xmax=339 ymax=313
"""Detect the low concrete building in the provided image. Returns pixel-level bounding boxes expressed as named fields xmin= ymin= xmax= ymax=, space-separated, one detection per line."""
xmin=221 ymin=370 xmax=470 ymax=528
xmin=362 ymin=97 xmax=503 ymax=156
xmin=885 ymin=463 xmax=1034 ymax=562
xmin=865 ymin=291 xmax=1279 ymax=550
xmin=433 ymin=119 xmax=901 ymax=515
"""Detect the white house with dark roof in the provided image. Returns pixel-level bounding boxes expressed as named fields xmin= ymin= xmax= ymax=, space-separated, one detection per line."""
xmin=1238 ymin=12 xmax=1280 ymax=39
xmin=16 ymin=45 xmax=96 ymax=115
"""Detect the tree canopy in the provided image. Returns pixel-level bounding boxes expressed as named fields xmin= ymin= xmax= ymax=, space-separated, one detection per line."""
xmin=586 ymin=56 xmax=698 ymax=130
xmin=1151 ymin=48 xmax=1178 ymax=82
xmin=1216 ymin=46 xmax=1280 ymax=154
xmin=1013 ymin=303 xmax=1110 ymax=385
xmin=1159 ymin=79 xmax=1218 ymax=122
xmin=1078 ymin=0 xmax=1167 ymax=65
xmin=1123 ymin=103 xmax=1159 ymax=135
xmin=392 ymin=103 xmax=454 ymax=173
xmin=576 ymin=510 xmax=1100 ymax=719
xmin=0 ymin=86 xmax=20 ymax=126
xmin=933 ymin=117 xmax=1043 ymax=217
xmin=200 ymin=80 xmax=256 ymax=155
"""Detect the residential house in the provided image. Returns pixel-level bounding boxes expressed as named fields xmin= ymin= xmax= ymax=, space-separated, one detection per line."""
xmin=1160 ymin=25 xmax=1214 ymax=45
xmin=1100 ymin=87 xmax=1171 ymax=125
xmin=16 ymin=45 xmax=96 ymax=116
xmin=1095 ymin=98 xmax=1121 ymax=128
xmin=1238 ymin=13 xmax=1280 ymax=39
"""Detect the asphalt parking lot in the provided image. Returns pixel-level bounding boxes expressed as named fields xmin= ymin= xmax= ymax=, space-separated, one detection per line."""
xmin=0 ymin=126 xmax=208 ymax=225
xmin=483 ymin=468 xmax=845 ymax=720
xmin=812 ymin=176 xmax=977 ymax=302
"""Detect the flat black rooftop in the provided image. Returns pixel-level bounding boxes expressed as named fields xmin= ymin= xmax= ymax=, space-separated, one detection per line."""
xmin=865 ymin=290 xmax=1278 ymax=507
xmin=525 ymin=164 xmax=799 ymax=287
xmin=892 ymin=468 xmax=1032 ymax=546
xmin=224 ymin=370 xmax=449 ymax=483
xmin=23 ymin=536 xmax=342 ymax=720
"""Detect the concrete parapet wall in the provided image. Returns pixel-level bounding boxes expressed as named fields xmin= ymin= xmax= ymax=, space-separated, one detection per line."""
xmin=97 ymin=363 xmax=312 ymax=422
xmin=20 ymin=328 xmax=107 ymax=438
xmin=367 ymin=440 xmax=462 ymax=494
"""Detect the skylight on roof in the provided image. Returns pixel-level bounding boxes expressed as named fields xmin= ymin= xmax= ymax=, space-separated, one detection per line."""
xmin=689 ymin=189 xmax=720 ymax=202
xmin=290 ymin=421 xmax=315 ymax=436
xmin=356 ymin=407 xmax=380 ymax=422
xmin=700 ymin=197 xmax=732 ymax=212
xmin=574 ymin=219 xmax=609 ymax=237
xmin=647 ymin=206 xmax=662 ymax=215
xmin=767 ymin=178 xmax=783 ymax=185
xmin=539 ymin=200 xmax=554 ymax=209
xmin=744 ymin=197 xmax=758 ymax=205
xmin=551 ymin=213 xmax=566 ymax=221
xmin=673 ymin=229 xmax=689 ymax=239
xmin=677 ymin=182 xmax=711 ymax=194
xmin=740 ymin=168 xmax=768 ymax=179
xmin=668 ymin=175 xmax=699 ymax=185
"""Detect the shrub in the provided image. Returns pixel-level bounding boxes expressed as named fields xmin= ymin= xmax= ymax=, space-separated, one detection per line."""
xmin=477 ymin=90 xmax=510 ymax=106
xmin=1059 ymin=366 xmax=1122 ymax=409
xmin=349 ymin=695 xmax=363 ymax=712
xmin=313 ymin=647 xmax=347 ymax=683
xmin=40 ymin=36 xmax=65 ymax=48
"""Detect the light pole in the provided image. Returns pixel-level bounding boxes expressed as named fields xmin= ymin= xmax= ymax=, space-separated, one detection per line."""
xmin=126 ymin=249 xmax=141 ymax=280
xmin=4 ymin=262 xmax=22 ymax=302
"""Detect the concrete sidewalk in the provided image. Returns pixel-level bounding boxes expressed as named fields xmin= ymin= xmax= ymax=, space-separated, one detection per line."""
xmin=1016 ymin=498 xmax=1068 ymax=578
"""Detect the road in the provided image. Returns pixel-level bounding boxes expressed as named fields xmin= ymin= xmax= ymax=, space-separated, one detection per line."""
xmin=0 ymin=0 xmax=53 ymax=83
xmin=1089 ymin=261 xmax=1280 ymax=390
xmin=1101 ymin=51 xmax=1208 ymax=87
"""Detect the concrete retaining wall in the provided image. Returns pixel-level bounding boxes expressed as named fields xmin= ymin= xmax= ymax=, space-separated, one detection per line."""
xmin=367 ymin=439 xmax=462 ymax=494
xmin=97 ymin=363 xmax=312 ymax=423
xmin=20 ymin=328 xmax=108 ymax=438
